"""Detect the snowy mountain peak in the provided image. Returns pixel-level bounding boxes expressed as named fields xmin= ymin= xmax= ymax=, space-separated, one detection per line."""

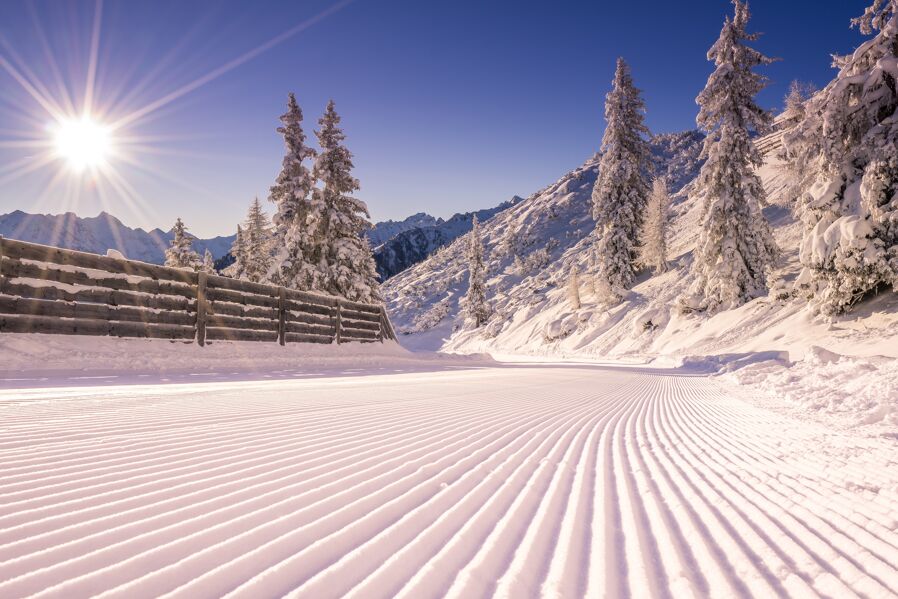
xmin=0 ymin=210 xmax=235 ymax=264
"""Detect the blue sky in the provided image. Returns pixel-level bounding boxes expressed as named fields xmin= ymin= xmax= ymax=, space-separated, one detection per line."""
xmin=0 ymin=0 xmax=872 ymax=237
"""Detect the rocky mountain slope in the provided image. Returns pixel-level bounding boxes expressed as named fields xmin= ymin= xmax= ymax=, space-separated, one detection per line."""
xmin=373 ymin=197 xmax=524 ymax=280
xmin=366 ymin=213 xmax=442 ymax=247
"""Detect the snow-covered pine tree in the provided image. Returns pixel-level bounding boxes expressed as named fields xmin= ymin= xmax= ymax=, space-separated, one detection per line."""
xmin=684 ymin=0 xmax=778 ymax=312
xmin=778 ymin=81 xmax=818 ymax=206
xmin=230 ymin=225 xmax=247 ymax=279
xmin=164 ymin=218 xmax=200 ymax=269
xmin=783 ymin=80 xmax=815 ymax=121
xmin=201 ymin=249 xmax=216 ymax=274
xmin=568 ymin=265 xmax=581 ymax=309
xmin=242 ymin=197 xmax=273 ymax=283
xmin=312 ymin=100 xmax=381 ymax=303
xmin=641 ymin=177 xmax=670 ymax=275
xmin=784 ymin=0 xmax=898 ymax=314
xmin=591 ymin=57 xmax=653 ymax=301
xmin=462 ymin=215 xmax=490 ymax=327
xmin=267 ymin=93 xmax=318 ymax=289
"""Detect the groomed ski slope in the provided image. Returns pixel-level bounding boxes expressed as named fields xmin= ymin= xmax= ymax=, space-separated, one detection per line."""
xmin=1 ymin=365 xmax=897 ymax=598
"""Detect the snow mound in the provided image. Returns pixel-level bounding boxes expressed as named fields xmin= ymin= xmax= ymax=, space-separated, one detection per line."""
xmin=722 ymin=346 xmax=898 ymax=430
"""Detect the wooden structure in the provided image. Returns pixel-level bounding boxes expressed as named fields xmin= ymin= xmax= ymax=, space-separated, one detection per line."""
xmin=754 ymin=113 xmax=801 ymax=158
xmin=0 ymin=236 xmax=396 ymax=346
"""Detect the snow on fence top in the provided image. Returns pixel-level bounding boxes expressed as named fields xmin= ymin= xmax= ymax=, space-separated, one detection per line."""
xmin=0 ymin=235 xmax=396 ymax=346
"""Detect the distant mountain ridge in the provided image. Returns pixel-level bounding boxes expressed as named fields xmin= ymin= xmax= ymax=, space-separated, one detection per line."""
xmin=366 ymin=213 xmax=443 ymax=247
xmin=0 ymin=210 xmax=235 ymax=264
xmin=373 ymin=197 xmax=525 ymax=280
xmin=0 ymin=201 xmax=523 ymax=276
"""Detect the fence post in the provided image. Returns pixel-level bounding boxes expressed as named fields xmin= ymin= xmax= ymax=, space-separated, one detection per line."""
xmin=380 ymin=305 xmax=396 ymax=341
xmin=334 ymin=298 xmax=342 ymax=344
xmin=277 ymin=286 xmax=286 ymax=346
xmin=196 ymin=272 xmax=207 ymax=347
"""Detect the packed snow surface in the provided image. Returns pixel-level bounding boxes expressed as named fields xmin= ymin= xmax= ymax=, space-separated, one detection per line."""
xmin=0 ymin=334 xmax=492 ymax=388
xmin=1 ymin=363 xmax=897 ymax=598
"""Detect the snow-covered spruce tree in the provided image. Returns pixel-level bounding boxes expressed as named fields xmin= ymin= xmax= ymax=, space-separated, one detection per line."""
xmin=783 ymin=80 xmax=816 ymax=121
xmin=642 ymin=177 xmax=670 ymax=275
xmin=312 ymin=100 xmax=381 ymax=303
xmin=267 ymin=93 xmax=318 ymax=289
xmin=462 ymin=215 xmax=490 ymax=327
xmin=591 ymin=57 xmax=652 ymax=301
xmin=568 ymin=265 xmax=581 ymax=310
xmin=201 ymin=249 xmax=216 ymax=274
xmin=164 ymin=218 xmax=200 ymax=269
xmin=242 ymin=197 xmax=273 ymax=283
xmin=778 ymin=81 xmax=818 ymax=207
xmin=784 ymin=0 xmax=898 ymax=314
xmin=225 ymin=225 xmax=246 ymax=279
xmin=683 ymin=0 xmax=778 ymax=312
xmin=230 ymin=225 xmax=247 ymax=279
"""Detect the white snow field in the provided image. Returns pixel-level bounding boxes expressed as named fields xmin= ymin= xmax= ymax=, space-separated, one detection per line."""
xmin=1 ymin=364 xmax=897 ymax=599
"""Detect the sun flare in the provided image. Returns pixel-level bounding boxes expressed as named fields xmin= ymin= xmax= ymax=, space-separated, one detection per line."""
xmin=52 ymin=116 xmax=112 ymax=173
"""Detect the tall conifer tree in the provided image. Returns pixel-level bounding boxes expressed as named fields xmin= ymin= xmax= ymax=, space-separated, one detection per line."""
xmin=592 ymin=58 xmax=652 ymax=300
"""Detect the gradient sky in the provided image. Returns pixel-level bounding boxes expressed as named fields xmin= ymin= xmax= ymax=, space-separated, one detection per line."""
xmin=0 ymin=0 xmax=873 ymax=237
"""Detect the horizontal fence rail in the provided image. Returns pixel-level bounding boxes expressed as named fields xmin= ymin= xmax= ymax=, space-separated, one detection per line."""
xmin=0 ymin=236 xmax=397 ymax=346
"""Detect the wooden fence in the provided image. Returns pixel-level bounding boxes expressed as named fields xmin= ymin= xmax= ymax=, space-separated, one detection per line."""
xmin=755 ymin=129 xmax=786 ymax=157
xmin=754 ymin=113 xmax=801 ymax=158
xmin=0 ymin=236 xmax=396 ymax=346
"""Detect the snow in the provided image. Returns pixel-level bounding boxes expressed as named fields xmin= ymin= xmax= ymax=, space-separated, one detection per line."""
xmin=717 ymin=346 xmax=898 ymax=430
xmin=0 ymin=334 xmax=490 ymax=388
xmin=382 ymin=138 xmax=898 ymax=402
xmin=1 ymin=361 xmax=896 ymax=597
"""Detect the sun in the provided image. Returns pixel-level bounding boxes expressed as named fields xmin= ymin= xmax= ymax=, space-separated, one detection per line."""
xmin=52 ymin=116 xmax=113 ymax=173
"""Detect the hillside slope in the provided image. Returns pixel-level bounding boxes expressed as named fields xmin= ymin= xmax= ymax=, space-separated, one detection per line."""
xmin=383 ymin=131 xmax=898 ymax=363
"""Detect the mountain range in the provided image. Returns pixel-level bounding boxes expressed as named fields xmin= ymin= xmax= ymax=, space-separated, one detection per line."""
xmin=0 ymin=202 xmax=515 ymax=279
xmin=0 ymin=210 xmax=234 ymax=264
xmin=373 ymin=197 xmax=524 ymax=280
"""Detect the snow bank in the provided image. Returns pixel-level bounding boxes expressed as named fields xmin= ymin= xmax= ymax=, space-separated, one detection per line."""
xmin=0 ymin=334 xmax=493 ymax=387
xmin=713 ymin=346 xmax=898 ymax=430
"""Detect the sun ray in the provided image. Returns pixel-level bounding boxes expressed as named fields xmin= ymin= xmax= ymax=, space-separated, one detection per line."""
xmin=108 ymin=12 xmax=218 ymax=116
xmin=26 ymin=2 xmax=78 ymax=117
xmin=98 ymin=162 xmax=170 ymax=251
xmin=0 ymin=40 xmax=68 ymax=123
xmin=0 ymin=140 xmax=54 ymax=149
xmin=113 ymin=151 xmax=221 ymax=201
xmin=83 ymin=0 xmax=103 ymax=117
xmin=47 ymin=173 xmax=81 ymax=247
xmin=8 ymin=166 xmax=69 ymax=242
xmin=0 ymin=151 xmax=55 ymax=178
xmin=1 ymin=0 xmax=356 ymax=237
xmin=109 ymin=0 xmax=355 ymax=131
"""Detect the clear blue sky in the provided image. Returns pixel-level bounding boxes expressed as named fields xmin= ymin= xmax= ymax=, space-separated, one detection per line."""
xmin=0 ymin=0 xmax=872 ymax=237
